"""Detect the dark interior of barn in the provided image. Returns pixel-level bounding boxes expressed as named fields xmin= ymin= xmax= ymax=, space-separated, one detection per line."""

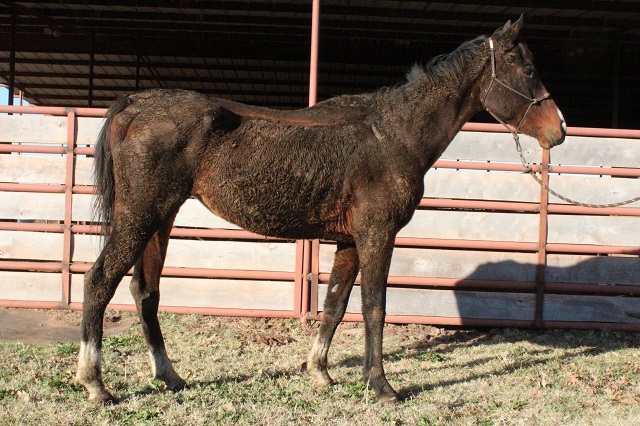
xmin=1 ymin=1 xmax=639 ymax=129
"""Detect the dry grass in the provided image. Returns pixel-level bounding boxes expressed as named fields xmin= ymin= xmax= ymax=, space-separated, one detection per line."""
xmin=1 ymin=310 xmax=640 ymax=425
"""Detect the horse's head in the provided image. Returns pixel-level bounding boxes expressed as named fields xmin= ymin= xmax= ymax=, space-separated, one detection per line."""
xmin=480 ymin=17 xmax=566 ymax=149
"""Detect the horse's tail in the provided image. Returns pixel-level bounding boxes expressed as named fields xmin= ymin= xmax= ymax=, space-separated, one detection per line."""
xmin=93 ymin=95 xmax=133 ymax=241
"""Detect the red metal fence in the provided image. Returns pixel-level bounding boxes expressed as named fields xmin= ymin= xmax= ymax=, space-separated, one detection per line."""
xmin=1 ymin=105 xmax=639 ymax=330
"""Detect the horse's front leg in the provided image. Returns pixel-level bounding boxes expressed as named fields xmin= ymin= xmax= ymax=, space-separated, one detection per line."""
xmin=307 ymin=242 xmax=359 ymax=387
xmin=357 ymin=230 xmax=398 ymax=403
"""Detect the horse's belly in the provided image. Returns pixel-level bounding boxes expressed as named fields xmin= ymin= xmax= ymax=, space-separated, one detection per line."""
xmin=192 ymin=133 xmax=355 ymax=240
xmin=195 ymin=188 xmax=347 ymax=241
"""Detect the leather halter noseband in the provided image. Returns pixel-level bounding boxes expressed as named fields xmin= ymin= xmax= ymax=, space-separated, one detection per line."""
xmin=481 ymin=38 xmax=551 ymax=172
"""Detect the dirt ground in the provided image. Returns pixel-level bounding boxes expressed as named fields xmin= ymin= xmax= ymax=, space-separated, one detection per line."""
xmin=0 ymin=306 xmax=456 ymax=347
xmin=0 ymin=307 xmax=134 ymax=344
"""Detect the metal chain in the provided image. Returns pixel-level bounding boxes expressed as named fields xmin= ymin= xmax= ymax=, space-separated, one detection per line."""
xmin=482 ymin=37 xmax=640 ymax=209
xmin=514 ymin=136 xmax=640 ymax=208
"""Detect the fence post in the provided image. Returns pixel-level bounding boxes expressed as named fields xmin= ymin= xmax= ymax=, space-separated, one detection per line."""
xmin=297 ymin=0 xmax=321 ymax=323
xmin=534 ymin=148 xmax=550 ymax=327
xmin=62 ymin=112 xmax=77 ymax=306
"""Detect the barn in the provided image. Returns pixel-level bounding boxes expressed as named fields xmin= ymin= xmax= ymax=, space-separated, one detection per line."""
xmin=1 ymin=1 xmax=639 ymax=329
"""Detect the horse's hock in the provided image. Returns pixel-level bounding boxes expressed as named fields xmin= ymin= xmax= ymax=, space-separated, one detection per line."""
xmin=1 ymin=109 xmax=640 ymax=329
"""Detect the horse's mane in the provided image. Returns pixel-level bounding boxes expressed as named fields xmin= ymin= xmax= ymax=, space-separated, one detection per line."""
xmin=406 ymin=35 xmax=489 ymax=86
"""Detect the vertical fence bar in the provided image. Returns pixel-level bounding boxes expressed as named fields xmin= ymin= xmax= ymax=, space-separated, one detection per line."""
xmin=534 ymin=148 xmax=550 ymax=327
xmin=297 ymin=0 xmax=321 ymax=321
xmin=301 ymin=240 xmax=312 ymax=318
xmin=309 ymin=239 xmax=320 ymax=318
xmin=294 ymin=240 xmax=305 ymax=317
xmin=62 ymin=112 xmax=77 ymax=306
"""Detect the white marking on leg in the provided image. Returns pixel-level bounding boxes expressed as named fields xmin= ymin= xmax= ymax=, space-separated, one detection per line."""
xmin=307 ymin=334 xmax=334 ymax=387
xmin=330 ymin=284 xmax=339 ymax=293
xmin=148 ymin=349 xmax=171 ymax=379
xmin=310 ymin=334 xmax=329 ymax=362
xmin=76 ymin=339 xmax=115 ymax=401
xmin=77 ymin=340 xmax=101 ymax=377
xmin=148 ymin=348 xmax=185 ymax=389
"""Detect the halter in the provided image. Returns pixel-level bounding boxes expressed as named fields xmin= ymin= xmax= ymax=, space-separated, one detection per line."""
xmin=480 ymin=38 xmax=640 ymax=208
xmin=481 ymin=38 xmax=550 ymax=173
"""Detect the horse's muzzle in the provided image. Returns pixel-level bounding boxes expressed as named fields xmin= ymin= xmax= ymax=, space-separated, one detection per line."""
xmin=543 ymin=127 xmax=566 ymax=149
xmin=540 ymin=109 xmax=567 ymax=149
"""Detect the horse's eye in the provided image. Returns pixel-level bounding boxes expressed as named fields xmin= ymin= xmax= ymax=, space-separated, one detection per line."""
xmin=523 ymin=66 xmax=535 ymax=77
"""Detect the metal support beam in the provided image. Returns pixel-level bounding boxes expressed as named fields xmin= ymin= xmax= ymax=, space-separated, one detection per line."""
xmin=8 ymin=7 xmax=16 ymax=106
xmin=299 ymin=0 xmax=321 ymax=322
xmin=88 ymin=32 xmax=95 ymax=107
xmin=612 ymin=33 xmax=621 ymax=128
xmin=308 ymin=0 xmax=320 ymax=107
xmin=136 ymin=54 xmax=141 ymax=91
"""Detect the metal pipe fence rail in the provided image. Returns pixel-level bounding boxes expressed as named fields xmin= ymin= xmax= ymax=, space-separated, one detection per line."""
xmin=1 ymin=105 xmax=639 ymax=330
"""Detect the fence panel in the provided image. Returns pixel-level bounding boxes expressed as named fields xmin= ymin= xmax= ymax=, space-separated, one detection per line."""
xmin=1 ymin=106 xmax=639 ymax=330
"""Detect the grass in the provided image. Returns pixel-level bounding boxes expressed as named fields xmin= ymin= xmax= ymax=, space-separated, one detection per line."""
xmin=1 ymin=311 xmax=640 ymax=425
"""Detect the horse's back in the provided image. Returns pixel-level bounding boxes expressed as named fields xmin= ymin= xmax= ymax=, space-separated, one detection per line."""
xmin=105 ymin=88 xmax=418 ymax=242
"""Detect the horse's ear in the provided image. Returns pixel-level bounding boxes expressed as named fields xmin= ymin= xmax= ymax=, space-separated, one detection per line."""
xmin=493 ymin=15 xmax=523 ymax=46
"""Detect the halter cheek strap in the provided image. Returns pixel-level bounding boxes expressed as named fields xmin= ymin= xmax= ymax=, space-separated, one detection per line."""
xmin=481 ymin=37 xmax=551 ymax=173
xmin=481 ymin=39 xmax=640 ymax=208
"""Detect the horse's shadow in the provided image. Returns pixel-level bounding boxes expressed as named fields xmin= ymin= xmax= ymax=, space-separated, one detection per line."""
xmin=120 ymin=368 xmax=298 ymax=402
xmin=332 ymin=325 xmax=637 ymax=401
xmin=331 ymin=255 xmax=640 ymax=400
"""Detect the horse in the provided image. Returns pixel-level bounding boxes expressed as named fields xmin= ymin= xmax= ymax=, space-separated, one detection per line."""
xmin=75 ymin=17 xmax=566 ymax=403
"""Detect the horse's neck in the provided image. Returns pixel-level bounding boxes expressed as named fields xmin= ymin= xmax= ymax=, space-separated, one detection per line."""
xmin=384 ymin=69 xmax=485 ymax=172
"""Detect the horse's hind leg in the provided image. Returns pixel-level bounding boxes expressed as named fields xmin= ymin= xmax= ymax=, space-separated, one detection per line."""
xmin=129 ymin=213 xmax=185 ymax=392
xmin=307 ymin=242 xmax=359 ymax=387
xmin=75 ymin=222 xmax=156 ymax=403
xmin=76 ymin=197 xmax=186 ymax=403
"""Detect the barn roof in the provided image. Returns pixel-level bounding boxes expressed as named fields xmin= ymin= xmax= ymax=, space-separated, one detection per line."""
xmin=1 ymin=0 xmax=639 ymax=128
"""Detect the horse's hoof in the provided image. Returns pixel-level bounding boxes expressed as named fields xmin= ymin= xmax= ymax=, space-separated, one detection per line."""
xmin=308 ymin=368 xmax=334 ymax=388
xmin=88 ymin=390 xmax=118 ymax=405
xmin=167 ymin=379 xmax=187 ymax=392
xmin=375 ymin=391 xmax=400 ymax=404
xmin=312 ymin=374 xmax=335 ymax=388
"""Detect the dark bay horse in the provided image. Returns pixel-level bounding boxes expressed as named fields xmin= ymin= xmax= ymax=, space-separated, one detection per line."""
xmin=75 ymin=18 xmax=566 ymax=403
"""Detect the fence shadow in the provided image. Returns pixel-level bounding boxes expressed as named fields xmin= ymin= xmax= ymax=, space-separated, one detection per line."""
xmin=459 ymin=256 xmax=640 ymax=326
xmin=328 ymin=254 xmax=640 ymax=400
